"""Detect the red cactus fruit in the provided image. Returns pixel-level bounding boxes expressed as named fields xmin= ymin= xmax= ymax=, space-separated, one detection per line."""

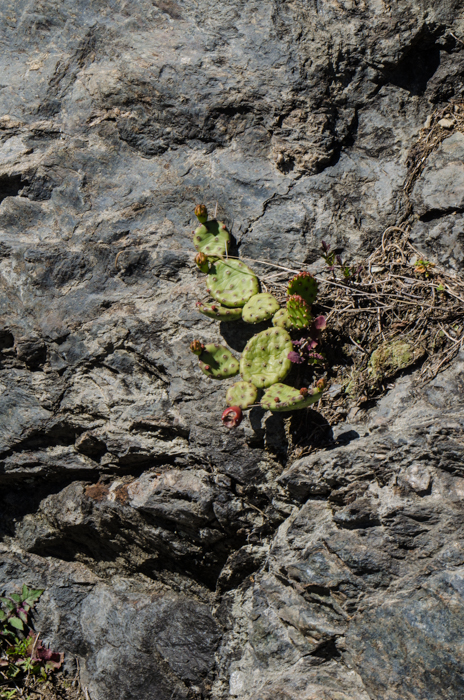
xmin=190 ymin=340 xmax=203 ymax=355
xmin=195 ymin=204 xmax=208 ymax=223
xmin=316 ymin=378 xmax=327 ymax=391
xmin=222 ymin=406 xmax=243 ymax=428
xmin=299 ymin=387 xmax=309 ymax=397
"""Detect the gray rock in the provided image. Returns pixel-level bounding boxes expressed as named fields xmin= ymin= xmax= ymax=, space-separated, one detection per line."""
xmin=410 ymin=131 xmax=464 ymax=269
xmin=0 ymin=0 xmax=464 ymax=698
xmin=0 ymin=547 xmax=219 ymax=700
xmin=411 ymin=132 xmax=464 ymax=216
xmin=214 ymin=356 xmax=464 ymax=699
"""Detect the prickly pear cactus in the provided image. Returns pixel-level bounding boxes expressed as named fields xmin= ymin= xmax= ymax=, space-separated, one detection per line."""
xmin=287 ymin=271 xmax=318 ymax=307
xmin=226 ymin=381 xmax=258 ymax=409
xmin=242 ymin=293 xmax=280 ymax=324
xmin=240 ymin=328 xmax=293 ymax=388
xmin=207 ymin=259 xmax=259 ymax=308
xmin=260 ymin=383 xmax=323 ymax=411
xmin=272 ymin=308 xmax=292 ymax=329
xmin=198 ymin=344 xmax=240 ymax=379
xmin=188 ymin=206 xmax=328 ymax=423
xmin=287 ymin=294 xmax=312 ymax=329
xmin=196 ymin=301 xmax=242 ymax=321
xmin=194 ymin=221 xmax=230 ymax=258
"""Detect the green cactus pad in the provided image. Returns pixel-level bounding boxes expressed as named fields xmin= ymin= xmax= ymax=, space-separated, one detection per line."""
xmin=260 ymin=383 xmax=323 ymax=411
xmin=194 ymin=220 xmax=230 ymax=257
xmin=207 ymin=259 xmax=259 ymax=308
xmin=287 ymin=271 xmax=318 ymax=306
xmin=199 ymin=344 xmax=239 ymax=379
xmin=242 ymin=293 xmax=280 ymax=324
xmin=196 ymin=301 xmax=242 ymax=321
xmin=226 ymin=381 xmax=258 ymax=409
xmin=287 ymin=295 xmax=312 ymax=329
xmin=240 ymin=328 xmax=293 ymax=388
xmin=272 ymin=308 xmax=292 ymax=329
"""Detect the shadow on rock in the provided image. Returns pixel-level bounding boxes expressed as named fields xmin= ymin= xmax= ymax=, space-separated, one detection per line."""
xmin=289 ymin=408 xmax=334 ymax=454
xmin=220 ymin=318 xmax=272 ymax=352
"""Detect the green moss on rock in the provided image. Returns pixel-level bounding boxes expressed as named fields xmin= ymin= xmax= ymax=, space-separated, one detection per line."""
xmin=369 ymin=340 xmax=426 ymax=380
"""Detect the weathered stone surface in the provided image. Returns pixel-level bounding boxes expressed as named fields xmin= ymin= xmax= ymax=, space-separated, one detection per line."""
xmin=0 ymin=547 xmax=220 ymax=700
xmin=410 ymin=132 xmax=464 ymax=270
xmin=0 ymin=0 xmax=464 ymax=698
xmin=215 ymin=355 xmax=464 ymax=699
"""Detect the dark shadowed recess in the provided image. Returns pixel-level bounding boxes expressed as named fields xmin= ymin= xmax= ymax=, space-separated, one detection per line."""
xmin=0 ymin=174 xmax=24 ymax=203
xmin=379 ymin=29 xmax=441 ymax=96
xmin=0 ymin=173 xmax=55 ymax=203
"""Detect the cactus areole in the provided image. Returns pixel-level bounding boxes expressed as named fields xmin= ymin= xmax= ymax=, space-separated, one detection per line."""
xmin=207 ymin=259 xmax=259 ymax=307
xmin=196 ymin=300 xmax=242 ymax=321
xmin=240 ymin=328 xmax=293 ymax=388
xmin=198 ymin=343 xmax=240 ymax=379
xmin=287 ymin=271 xmax=318 ymax=306
xmin=194 ymin=220 xmax=230 ymax=257
xmin=226 ymin=381 xmax=258 ymax=409
xmin=261 ymin=383 xmax=323 ymax=411
xmin=242 ymin=293 xmax=280 ymax=324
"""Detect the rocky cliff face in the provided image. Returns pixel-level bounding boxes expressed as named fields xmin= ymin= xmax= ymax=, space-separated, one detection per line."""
xmin=1 ymin=1 xmax=464 ymax=698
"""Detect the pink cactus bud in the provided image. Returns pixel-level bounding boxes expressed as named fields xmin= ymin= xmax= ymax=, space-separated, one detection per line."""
xmin=204 ymin=364 xmax=211 ymax=371
xmin=222 ymin=406 xmax=243 ymax=428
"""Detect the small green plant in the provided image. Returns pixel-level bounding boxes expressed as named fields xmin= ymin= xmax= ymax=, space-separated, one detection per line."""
xmin=190 ymin=205 xmax=327 ymax=425
xmin=321 ymin=240 xmax=362 ymax=281
xmin=415 ymin=258 xmax=435 ymax=277
xmin=0 ymin=585 xmax=63 ymax=694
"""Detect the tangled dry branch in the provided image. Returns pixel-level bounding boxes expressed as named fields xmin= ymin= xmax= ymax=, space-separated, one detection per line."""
xmin=240 ymin=223 xmax=464 ymax=435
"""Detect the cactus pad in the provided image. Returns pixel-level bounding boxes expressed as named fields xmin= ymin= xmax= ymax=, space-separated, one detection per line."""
xmin=272 ymin=308 xmax=292 ymax=329
xmin=240 ymin=328 xmax=293 ymax=388
xmin=194 ymin=220 xmax=230 ymax=257
xmin=199 ymin=344 xmax=239 ymax=379
xmin=287 ymin=295 xmax=312 ymax=329
xmin=242 ymin=293 xmax=280 ymax=324
xmin=226 ymin=381 xmax=258 ymax=409
xmin=260 ymin=383 xmax=323 ymax=411
xmin=287 ymin=271 xmax=318 ymax=306
xmin=196 ymin=301 xmax=242 ymax=321
xmin=207 ymin=259 xmax=259 ymax=308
